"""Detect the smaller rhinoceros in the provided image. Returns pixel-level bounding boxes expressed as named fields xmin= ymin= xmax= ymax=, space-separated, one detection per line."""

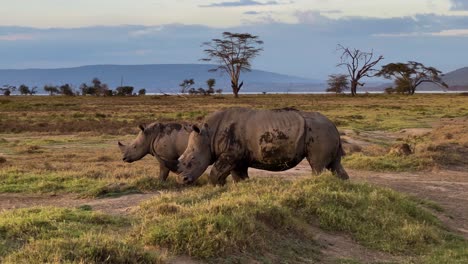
xmin=118 ymin=122 xmax=192 ymax=181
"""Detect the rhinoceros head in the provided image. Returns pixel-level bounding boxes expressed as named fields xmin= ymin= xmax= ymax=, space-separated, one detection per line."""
xmin=177 ymin=124 xmax=212 ymax=184
xmin=118 ymin=123 xmax=155 ymax=163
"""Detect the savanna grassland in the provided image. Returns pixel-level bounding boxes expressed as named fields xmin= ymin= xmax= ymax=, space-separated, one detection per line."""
xmin=0 ymin=94 xmax=467 ymax=263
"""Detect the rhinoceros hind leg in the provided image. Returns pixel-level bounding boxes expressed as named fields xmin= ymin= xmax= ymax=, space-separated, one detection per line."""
xmin=159 ymin=164 xmax=170 ymax=181
xmin=327 ymin=157 xmax=349 ymax=180
xmin=231 ymin=165 xmax=249 ymax=182
xmin=210 ymin=154 xmax=237 ymax=186
xmin=306 ymin=156 xmax=327 ymax=176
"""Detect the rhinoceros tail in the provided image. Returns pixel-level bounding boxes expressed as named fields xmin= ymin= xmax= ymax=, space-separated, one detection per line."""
xmin=339 ymin=141 xmax=346 ymax=157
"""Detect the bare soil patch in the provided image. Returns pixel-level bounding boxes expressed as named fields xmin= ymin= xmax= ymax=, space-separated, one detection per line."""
xmin=0 ymin=192 xmax=158 ymax=215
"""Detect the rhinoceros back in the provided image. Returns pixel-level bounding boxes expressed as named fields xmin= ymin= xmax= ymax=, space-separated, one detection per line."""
xmin=207 ymin=108 xmax=306 ymax=171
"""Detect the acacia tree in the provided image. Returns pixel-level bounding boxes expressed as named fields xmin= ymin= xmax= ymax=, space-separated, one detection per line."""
xmin=202 ymin=32 xmax=263 ymax=98
xmin=337 ymin=45 xmax=384 ymax=96
xmin=179 ymin=79 xmax=195 ymax=94
xmin=18 ymin=84 xmax=31 ymax=95
xmin=376 ymin=61 xmax=448 ymax=95
xmin=44 ymin=85 xmax=60 ymax=95
xmin=0 ymin=85 xmax=16 ymax=96
xmin=206 ymin=78 xmax=216 ymax=95
xmin=326 ymin=74 xmax=349 ymax=94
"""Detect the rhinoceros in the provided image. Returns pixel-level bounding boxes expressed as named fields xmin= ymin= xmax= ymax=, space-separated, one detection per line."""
xmin=176 ymin=107 xmax=348 ymax=185
xmin=118 ymin=122 xmax=192 ymax=181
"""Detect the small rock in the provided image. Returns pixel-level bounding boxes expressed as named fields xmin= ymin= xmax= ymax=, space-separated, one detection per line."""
xmin=389 ymin=143 xmax=412 ymax=156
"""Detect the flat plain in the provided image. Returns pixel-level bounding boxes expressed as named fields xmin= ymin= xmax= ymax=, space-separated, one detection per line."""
xmin=0 ymin=94 xmax=467 ymax=263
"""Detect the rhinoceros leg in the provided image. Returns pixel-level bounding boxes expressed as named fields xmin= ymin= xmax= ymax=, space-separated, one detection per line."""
xmin=306 ymin=156 xmax=328 ymax=176
xmin=231 ymin=165 xmax=249 ymax=182
xmin=327 ymin=155 xmax=349 ymax=180
xmin=209 ymin=154 xmax=237 ymax=186
xmin=159 ymin=164 xmax=170 ymax=181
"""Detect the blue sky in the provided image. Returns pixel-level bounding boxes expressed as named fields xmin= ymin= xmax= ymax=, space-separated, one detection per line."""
xmin=0 ymin=0 xmax=467 ymax=79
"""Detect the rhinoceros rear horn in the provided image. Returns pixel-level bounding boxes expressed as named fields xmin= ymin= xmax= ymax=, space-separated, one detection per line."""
xmin=139 ymin=124 xmax=146 ymax=131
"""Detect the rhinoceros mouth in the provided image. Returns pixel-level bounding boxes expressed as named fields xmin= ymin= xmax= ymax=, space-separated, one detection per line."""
xmin=178 ymin=173 xmax=194 ymax=184
xmin=122 ymin=157 xmax=134 ymax=163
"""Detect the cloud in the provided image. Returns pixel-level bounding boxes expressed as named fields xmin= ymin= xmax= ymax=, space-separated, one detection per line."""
xmin=200 ymin=0 xmax=283 ymax=8
xmin=376 ymin=28 xmax=468 ymax=37
xmin=129 ymin=26 xmax=164 ymax=37
xmin=1 ymin=13 xmax=468 ymax=77
xmin=450 ymin=0 xmax=468 ymax=10
xmin=432 ymin=29 xmax=468 ymax=36
xmin=244 ymin=11 xmax=261 ymax=15
xmin=0 ymin=33 xmax=35 ymax=41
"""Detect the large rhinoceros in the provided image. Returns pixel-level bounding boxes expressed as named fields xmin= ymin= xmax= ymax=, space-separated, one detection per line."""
xmin=118 ymin=122 xmax=192 ymax=181
xmin=176 ymin=107 xmax=348 ymax=185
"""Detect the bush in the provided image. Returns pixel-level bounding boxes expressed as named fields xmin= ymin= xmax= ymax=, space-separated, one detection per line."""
xmin=116 ymin=86 xmax=134 ymax=96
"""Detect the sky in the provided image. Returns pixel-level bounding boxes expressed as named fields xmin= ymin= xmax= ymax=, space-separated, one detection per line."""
xmin=0 ymin=0 xmax=468 ymax=79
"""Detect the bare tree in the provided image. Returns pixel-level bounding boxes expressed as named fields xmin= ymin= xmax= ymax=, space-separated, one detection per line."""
xmin=201 ymin=32 xmax=263 ymax=98
xmin=376 ymin=61 xmax=448 ymax=95
xmin=337 ymin=45 xmax=384 ymax=96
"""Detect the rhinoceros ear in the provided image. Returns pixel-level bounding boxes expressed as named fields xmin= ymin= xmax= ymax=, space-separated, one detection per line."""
xmin=192 ymin=124 xmax=201 ymax=134
xmin=139 ymin=124 xmax=146 ymax=131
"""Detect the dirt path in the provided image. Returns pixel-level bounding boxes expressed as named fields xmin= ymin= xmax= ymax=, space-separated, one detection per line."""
xmin=350 ymin=168 xmax=468 ymax=239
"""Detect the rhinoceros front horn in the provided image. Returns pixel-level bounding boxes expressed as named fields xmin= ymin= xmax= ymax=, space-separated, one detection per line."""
xmin=118 ymin=141 xmax=126 ymax=152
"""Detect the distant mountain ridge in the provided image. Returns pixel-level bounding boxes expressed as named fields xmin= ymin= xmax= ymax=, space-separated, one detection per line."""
xmin=1 ymin=64 xmax=466 ymax=94
xmin=419 ymin=67 xmax=468 ymax=91
xmin=0 ymin=64 xmax=323 ymax=93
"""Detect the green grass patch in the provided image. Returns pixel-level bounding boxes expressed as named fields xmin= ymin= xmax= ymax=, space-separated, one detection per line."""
xmin=423 ymin=238 xmax=468 ymax=264
xmin=343 ymin=153 xmax=428 ymax=172
xmin=0 ymin=170 xmax=107 ymax=195
xmin=0 ymin=207 xmax=162 ymax=263
xmin=0 ymin=170 xmax=186 ymax=197
xmin=137 ymin=175 xmax=463 ymax=262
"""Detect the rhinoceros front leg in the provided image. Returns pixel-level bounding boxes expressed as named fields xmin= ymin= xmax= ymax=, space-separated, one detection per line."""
xmin=159 ymin=163 xmax=170 ymax=181
xmin=231 ymin=165 xmax=249 ymax=182
xmin=209 ymin=154 xmax=237 ymax=186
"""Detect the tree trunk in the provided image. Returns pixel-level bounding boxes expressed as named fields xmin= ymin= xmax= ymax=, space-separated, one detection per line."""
xmin=350 ymin=81 xmax=358 ymax=96
xmin=231 ymin=78 xmax=240 ymax=98
xmin=233 ymin=87 xmax=239 ymax=98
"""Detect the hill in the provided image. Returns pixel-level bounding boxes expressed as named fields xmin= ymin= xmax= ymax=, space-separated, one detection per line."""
xmin=0 ymin=64 xmax=323 ymax=94
xmin=420 ymin=66 xmax=468 ymax=91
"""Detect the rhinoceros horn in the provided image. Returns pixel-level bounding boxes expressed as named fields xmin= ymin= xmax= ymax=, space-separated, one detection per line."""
xmin=118 ymin=141 xmax=126 ymax=152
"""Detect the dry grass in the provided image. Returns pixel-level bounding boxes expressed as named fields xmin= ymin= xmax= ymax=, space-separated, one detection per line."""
xmin=1 ymin=94 xmax=467 ymax=134
xmin=416 ymin=118 xmax=468 ymax=169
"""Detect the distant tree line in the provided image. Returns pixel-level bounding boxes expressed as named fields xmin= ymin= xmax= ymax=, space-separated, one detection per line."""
xmin=179 ymin=78 xmax=222 ymax=95
xmin=1 ymin=77 xmax=147 ymax=96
